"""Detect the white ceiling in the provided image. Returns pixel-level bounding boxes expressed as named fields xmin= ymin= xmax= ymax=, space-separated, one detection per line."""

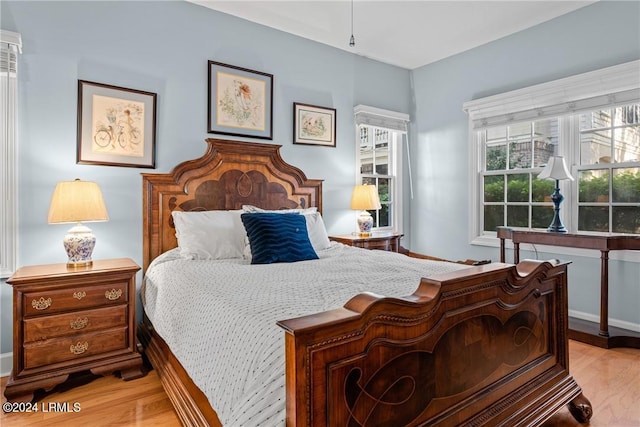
xmin=186 ymin=0 xmax=596 ymax=70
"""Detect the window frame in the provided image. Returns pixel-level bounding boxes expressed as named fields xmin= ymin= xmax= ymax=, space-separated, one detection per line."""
xmin=481 ymin=118 xmax=562 ymax=231
xmin=572 ymin=108 xmax=640 ymax=234
xmin=354 ymin=105 xmax=409 ymax=234
xmin=464 ymin=60 xmax=640 ymax=263
xmin=357 ymin=127 xmax=399 ymax=231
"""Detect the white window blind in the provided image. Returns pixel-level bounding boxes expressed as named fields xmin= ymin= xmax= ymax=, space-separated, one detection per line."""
xmin=354 ymin=105 xmax=410 ymax=133
xmin=464 ymin=61 xmax=640 ymax=131
xmin=1 ymin=30 xmax=21 ymax=278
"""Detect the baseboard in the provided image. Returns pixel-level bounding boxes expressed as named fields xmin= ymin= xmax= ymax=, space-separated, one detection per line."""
xmin=0 ymin=352 xmax=12 ymax=377
xmin=569 ymin=309 xmax=640 ymax=333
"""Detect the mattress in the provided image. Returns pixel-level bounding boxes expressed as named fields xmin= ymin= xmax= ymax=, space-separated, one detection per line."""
xmin=142 ymin=242 xmax=469 ymax=426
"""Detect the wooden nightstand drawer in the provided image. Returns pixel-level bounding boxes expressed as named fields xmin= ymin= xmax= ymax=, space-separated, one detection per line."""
xmin=24 ymin=305 xmax=127 ymax=342
xmin=330 ymin=233 xmax=403 ymax=252
xmin=23 ymin=327 xmax=128 ymax=370
xmin=23 ymin=281 xmax=128 ymax=317
xmin=360 ymin=239 xmax=392 ymax=251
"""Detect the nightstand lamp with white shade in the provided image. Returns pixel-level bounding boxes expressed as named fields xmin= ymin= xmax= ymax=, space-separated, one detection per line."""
xmin=48 ymin=178 xmax=109 ymax=267
xmin=350 ymin=184 xmax=381 ymax=237
xmin=538 ymin=156 xmax=574 ymax=233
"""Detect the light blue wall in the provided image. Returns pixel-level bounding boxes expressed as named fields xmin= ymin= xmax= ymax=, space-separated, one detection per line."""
xmin=410 ymin=1 xmax=640 ymax=329
xmin=0 ymin=1 xmax=411 ymax=356
xmin=1 ymin=1 xmax=639 ymax=359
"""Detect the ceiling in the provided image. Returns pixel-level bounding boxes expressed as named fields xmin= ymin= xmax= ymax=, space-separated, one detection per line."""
xmin=186 ymin=0 xmax=596 ymax=70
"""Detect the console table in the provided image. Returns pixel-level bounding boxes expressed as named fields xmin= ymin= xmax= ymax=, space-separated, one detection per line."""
xmin=496 ymin=227 xmax=640 ymax=349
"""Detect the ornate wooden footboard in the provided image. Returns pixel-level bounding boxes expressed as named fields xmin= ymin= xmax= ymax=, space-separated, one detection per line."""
xmin=277 ymin=259 xmax=592 ymax=426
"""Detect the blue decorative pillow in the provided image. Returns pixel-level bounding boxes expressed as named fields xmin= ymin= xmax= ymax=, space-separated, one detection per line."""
xmin=241 ymin=213 xmax=319 ymax=264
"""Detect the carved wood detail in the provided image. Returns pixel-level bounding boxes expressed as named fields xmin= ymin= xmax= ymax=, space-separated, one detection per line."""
xmin=141 ymin=138 xmax=323 ymax=271
xmin=278 ymin=260 xmax=592 ymax=426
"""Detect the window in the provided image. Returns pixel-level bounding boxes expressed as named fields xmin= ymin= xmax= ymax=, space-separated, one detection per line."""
xmin=577 ymin=105 xmax=640 ymax=233
xmin=465 ymin=60 xmax=640 ymax=248
xmin=354 ymin=105 xmax=410 ymax=233
xmin=358 ymin=126 xmax=395 ymax=228
xmin=1 ymin=30 xmax=21 ymax=278
xmin=482 ymin=118 xmax=559 ymax=232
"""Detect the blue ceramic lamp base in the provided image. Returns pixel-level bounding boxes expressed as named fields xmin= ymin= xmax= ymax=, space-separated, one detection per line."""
xmin=63 ymin=223 xmax=96 ymax=267
xmin=357 ymin=210 xmax=374 ymax=237
xmin=547 ymin=183 xmax=568 ymax=233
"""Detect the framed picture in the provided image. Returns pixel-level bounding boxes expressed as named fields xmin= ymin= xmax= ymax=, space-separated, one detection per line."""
xmin=77 ymin=80 xmax=156 ymax=168
xmin=293 ymin=102 xmax=336 ymax=147
xmin=208 ymin=61 xmax=273 ymax=140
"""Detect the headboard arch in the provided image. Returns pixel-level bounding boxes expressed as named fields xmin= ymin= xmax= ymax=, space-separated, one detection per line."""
xmin=141 ymin=138 xmax=323 ymax=271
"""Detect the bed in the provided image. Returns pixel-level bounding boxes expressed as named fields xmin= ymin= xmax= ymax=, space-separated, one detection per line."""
xmin=137 ymin=138 xmax=592 ymax=426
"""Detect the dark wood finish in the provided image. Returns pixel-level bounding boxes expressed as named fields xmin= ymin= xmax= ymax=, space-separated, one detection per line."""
xmin=278 ymin=260 xmax=589 ymax=426
xmin=141 ymin=138 xmax=323 ymax=272
xmin=567 ymin=316 xmax=640 ymax=349
xmin=329 ymin=232 xmax=403 ymax=252
xmin=4 ymin=258 xmax=144 ymax=403
xmin=497 ymin=227 xmax=640 ymax=349
xmin=24 ymin=306 xmax=126 ymax=342
xmin=138 ymin=140 xmax=590 ymax=426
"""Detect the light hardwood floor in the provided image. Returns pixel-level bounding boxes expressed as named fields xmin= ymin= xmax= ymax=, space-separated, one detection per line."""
xmin=2 ymin=340 xmax=639 ymax=426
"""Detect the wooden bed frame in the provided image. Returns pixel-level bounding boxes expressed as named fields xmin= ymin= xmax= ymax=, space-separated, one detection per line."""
xmin=137 ymin=138 xmax=592 ymax=426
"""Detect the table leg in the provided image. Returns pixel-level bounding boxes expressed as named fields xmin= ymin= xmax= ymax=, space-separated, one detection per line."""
xmin=514 ymin=242 xmax=520 ymax=264
xmin=599 ymin=250 xmax=609 ymax=337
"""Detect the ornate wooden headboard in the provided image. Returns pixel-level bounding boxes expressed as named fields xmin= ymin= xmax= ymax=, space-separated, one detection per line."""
xmin=141 ymin=138 xmax=323 ymax=271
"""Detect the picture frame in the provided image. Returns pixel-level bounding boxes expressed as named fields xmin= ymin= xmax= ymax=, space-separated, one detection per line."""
xmin=208 ymin=61 xmax=273 ymax=140
xmin=293 ymin=102 xmax=336 ymax=147
xmin=77 ymin=80 xmax=156 ymax=168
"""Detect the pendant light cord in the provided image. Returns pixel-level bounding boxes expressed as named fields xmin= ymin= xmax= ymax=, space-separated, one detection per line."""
xmin=349 ymin=0 xmax=355 ymax=47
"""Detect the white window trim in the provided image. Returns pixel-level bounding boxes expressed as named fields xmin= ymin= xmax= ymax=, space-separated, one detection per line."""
xmin=1 ymin=30 xmax=21 ymax=278
xmin=463 ymin=60 xmax=640 ymax=263
xmin=354 ymin=105 xmax=410 ymax=234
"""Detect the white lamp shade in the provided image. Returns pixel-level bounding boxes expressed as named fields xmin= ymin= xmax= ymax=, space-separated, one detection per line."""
xmin=350 ymin=185 xmax=382 ymax=211
xmin=48 ymin=179 xmax=109 ymax=224
xmin=538 ymin=156 xmax=574 ymax=181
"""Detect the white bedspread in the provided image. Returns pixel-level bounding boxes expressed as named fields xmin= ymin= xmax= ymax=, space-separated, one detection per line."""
xmin=142 ymin=242 xmax=469 ymax=426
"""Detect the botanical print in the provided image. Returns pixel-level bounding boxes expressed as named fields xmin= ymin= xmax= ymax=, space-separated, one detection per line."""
xmin=216 ymin=71 xmax=266 ymax=131
xmin=91 ymin=94 xmax=144 ymax=157
xmin=299 ymin=109 xmax=332 ymax=142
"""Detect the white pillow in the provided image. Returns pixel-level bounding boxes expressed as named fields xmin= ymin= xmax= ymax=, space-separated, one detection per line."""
xmin=241 ymin=205 xmax=330 ymax=252
xmin=172 ymin=210 xmax=246 ymax=260
xmin=303 ymin=211 xmax=331 ymax=251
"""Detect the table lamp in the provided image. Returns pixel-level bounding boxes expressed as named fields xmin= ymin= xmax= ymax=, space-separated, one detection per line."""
xmin=350 ymin=184 xmax=381 ymax=237
xmin=48 ymin=179 xmax=109 ymax=267
xmin=538 ymin=156 xmax=574 ymax=233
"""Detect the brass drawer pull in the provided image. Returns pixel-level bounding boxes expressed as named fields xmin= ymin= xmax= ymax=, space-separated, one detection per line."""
xmin=73 ymin=291 xmax=86 ymax=300
xmin=31 ymin=297 xmax=52 ymax=310
xmin=70 ymin=341 xmax=89 ymax=355
xmin=105 ymin=289 xmax=123 ymax=301
xmin=70 ymin=317 xmax=89 ymax=330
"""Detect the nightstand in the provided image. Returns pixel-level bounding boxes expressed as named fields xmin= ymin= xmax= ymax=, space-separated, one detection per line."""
xmin=330 ymin=232 xmax=404 ymax=252
xmin=3 ymin=258 xmax=145 ymax=403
